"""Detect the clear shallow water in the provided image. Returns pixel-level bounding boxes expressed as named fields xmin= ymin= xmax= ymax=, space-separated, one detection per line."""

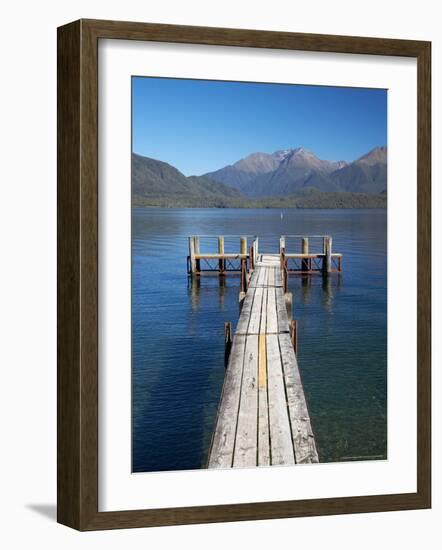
xmin=132 ymin=208 xmax=387 ymax=472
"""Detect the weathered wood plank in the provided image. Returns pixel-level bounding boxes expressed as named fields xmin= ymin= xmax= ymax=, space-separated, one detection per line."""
xmin=247 ymin=266 xmax=260 ymax=288
xmin=233 ymin=335 xmax=259 ymax=468
xmin=266 ymin=334 xmax=295 ymax=465
xmin=260 ymin=285 xmax=268 ymax=335
xmin=279 ymin=332 xmax=319 ymax=464
xmin=208 ymin=335 xmax=247 ymax=468
xmin=266 ymin=287 xmax=278 ymax=333
xmin=258 ymin=334 xmax=270 ymax=466
xmin=249 ymin=264 xmax=266 ymax=288
xmin=259 ymin=269 xmax=269 ymax=334
xmin=260 ymin=254 xmax=280 ymax=266
xmin=248 ymin=287 xmax=263 ymax=334
xmin=275 ymin=288 xmax=290 ymax=333
xmin=274 ymin=266 xmax=283 ymax=288
xmin=257 ymin=266 xmax=266 ymax=286
xmin=236 ymin=286 xmax=255 ymax=334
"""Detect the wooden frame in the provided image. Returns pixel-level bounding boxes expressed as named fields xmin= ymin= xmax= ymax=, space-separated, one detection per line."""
xmin=57 ymin=18 xmax=431 ymax=530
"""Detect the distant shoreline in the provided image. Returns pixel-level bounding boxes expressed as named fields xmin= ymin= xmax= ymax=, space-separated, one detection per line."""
xmin=132 ymin=193 xmax=387 ymax=210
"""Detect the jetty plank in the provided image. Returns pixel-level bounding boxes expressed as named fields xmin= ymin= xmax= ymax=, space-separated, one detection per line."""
xmin=260 ymin=286 xmax=268 ymax=335
xmin=266 ymin=287 xmax=278 ymax=334
xmin=279 ymin=333 xmax=319 ymax=464
xmin=266 ymin=334 xmax=295 ymax=465
xmin=233 ymin=335 xmax=259 ymax=468
xmin=248 ymin=287 xmax=263 ymax=334
xmin=275 ymin=288 xmax=290 ymax=333
xmin=236 ymin=286 xmax=255 ymax=335
xmin=257 ymin=334 xmax=270 ymax=466
xmin=208 ymin=335 xmax=246 ymax=468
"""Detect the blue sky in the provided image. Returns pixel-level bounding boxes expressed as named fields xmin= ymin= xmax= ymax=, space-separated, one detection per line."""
xmin=132 ymin=77 xmax=387 ymax=176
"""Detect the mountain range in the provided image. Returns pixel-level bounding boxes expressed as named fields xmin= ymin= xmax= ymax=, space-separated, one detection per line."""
xmin=132 ymin=146 xmax=387 ymax=208
xmin=205 ymin=146 xmax=387 ymax=197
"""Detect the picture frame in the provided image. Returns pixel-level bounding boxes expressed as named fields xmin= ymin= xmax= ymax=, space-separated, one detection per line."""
xmin=57 ymin=18 xmax=431 ymax=530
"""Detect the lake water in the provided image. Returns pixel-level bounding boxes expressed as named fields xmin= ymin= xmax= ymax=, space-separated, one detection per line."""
xmin=132 ymin=208 xmax=387 ymax=472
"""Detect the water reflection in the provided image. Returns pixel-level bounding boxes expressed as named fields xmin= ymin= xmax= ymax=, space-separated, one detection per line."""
xmin=189 ymin=269 xmax=343 ymax=318
xmin=188 ymin=275 xmax=201 ymax=311
xmin=321 ymin=274 xmax=342 ymax=312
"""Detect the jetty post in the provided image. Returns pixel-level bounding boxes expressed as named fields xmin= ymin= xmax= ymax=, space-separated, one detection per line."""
xmin=194 ymin=236 xmax=201 ymax=273
xmin=188 ymin=236 xmax=197 ymax=275
xmin=240 ymin=236 xmax=248 ymax=256
xmin=302 ymin=237 xmax=309 ymax=272
xmin=323 ymin=236 xmax=332 ymax=276
xmin=238 ymin=237 xmax=248 ymax=306
xmin=218 ymin=236 xmax=225 ymax=274
xmin=280 ymin=246 xmax=293 ymax=320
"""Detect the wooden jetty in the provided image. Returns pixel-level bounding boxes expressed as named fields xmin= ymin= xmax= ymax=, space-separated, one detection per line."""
xmin=208 ymin=252 xmax=319 ymax=468
xmin=186 ymin=235 xmax=342 ymax=468
xmin=187 ymin=234 xmax=342 ymax=278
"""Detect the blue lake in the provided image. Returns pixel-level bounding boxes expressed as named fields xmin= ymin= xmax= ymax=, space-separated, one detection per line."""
xmin=132 ymin=208 xmax=387 ymax=472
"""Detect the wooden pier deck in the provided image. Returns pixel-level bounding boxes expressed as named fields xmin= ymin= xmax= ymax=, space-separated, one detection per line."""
xmin=187 ymin=235 xmax=342 ymax=276
xmin=208 ymin=253 xmax=319 ymax=469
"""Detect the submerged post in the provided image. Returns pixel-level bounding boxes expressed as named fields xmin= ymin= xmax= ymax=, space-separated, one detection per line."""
xmin=302 ymin=237 xmax=309 ymax=272
xmin=218 ymin=236 xmax=225 ymax=274
xmin=188 ymin=236 xmax=197 ymax=275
